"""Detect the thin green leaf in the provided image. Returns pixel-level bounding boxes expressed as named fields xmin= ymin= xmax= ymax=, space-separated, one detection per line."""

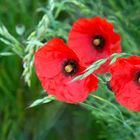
xmin=72 ymin=58 xmax=107 ymax=82
xmin=28 ymin=96 xmax=55 ymax=108
xmin=0 ymin=52 xmax=14 ymax=56
xmin=110 ymin=53 xmax=131 ymax=65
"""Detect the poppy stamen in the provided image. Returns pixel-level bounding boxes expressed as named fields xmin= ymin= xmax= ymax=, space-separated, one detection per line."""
xmin=136 ymin=72 xmax=140 ymax=84
xmin=93 ymin=38 xmax=101 ymax=46
xmin=64 ymin=65 xmax=74 ymax=73
xmin=138 ymin=77 xmax=140 ymax=83
xmin=137 ymin=76 xmax=140 ymax=83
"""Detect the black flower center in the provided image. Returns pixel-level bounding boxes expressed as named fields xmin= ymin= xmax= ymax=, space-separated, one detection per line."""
xmin=136 ymin=72 xmax=140 ymax=84
xmin=92 ymin=35 xmax=105 ymax=49
xmin=63 ymin=60 xmax=78 ymax=76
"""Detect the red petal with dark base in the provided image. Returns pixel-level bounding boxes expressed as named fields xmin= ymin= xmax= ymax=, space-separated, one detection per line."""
xmin=68 ymin=16 xmax=122 ymax=74
xmin=110 ymin=56 xmax=140 ymax=112
xmin=35 ymin=38 xmax=98 ymax=103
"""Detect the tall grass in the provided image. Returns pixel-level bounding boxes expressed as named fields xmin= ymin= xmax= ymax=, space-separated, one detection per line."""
xmin=0 ymin=0 xmax=140 ymax=140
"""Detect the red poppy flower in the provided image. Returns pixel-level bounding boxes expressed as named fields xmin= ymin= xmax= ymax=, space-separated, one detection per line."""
xmin=35 ymin=38 xmax=98 ymax=103
xmin=68 ymin=16 xmax=122 ymax=74
xmin=110 ymin=56 xmax=140 ymax=112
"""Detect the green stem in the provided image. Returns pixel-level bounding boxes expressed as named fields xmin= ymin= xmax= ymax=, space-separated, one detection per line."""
xmin=79 ymin=102 xmax=139 ymax=140
xmin=90 ymin=94 xmax=124 ymax=121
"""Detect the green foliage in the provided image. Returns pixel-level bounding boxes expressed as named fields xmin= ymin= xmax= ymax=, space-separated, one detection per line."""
xmin=0 ymin=25 xmax=23 ymax=57
xmin=73 ymin=53 xmax=130 ymax=82
xmin=0 ymin=0 xmax=140 ymax=140
xmin=22 ymin=14 xmax=49 ymax=86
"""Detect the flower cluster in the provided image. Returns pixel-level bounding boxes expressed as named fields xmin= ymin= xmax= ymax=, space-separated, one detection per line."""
xmin=35 ymin=16 xmax=140 ymax=112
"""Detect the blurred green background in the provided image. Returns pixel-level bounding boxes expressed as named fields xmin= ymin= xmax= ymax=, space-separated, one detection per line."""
xmin=0 ymin=0 xmax=140 ymax=140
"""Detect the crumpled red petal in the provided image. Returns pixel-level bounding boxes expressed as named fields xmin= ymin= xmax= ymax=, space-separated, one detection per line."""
xmin=68 ymin=16 xmax=122 ymax=74
xmin=35 ymin=38 xmax=98 ymax=103
xmin=110 ymin=56 xmax=140 ymax=112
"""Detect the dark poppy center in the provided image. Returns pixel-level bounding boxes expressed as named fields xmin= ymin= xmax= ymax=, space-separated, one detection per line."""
xmin=136 ymin=72 xmax=140 ymax=84
xmin=92 ymin=35 xmax=105 ymax=49
xmin=63 ymin=60 xmax=78 ymax=76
